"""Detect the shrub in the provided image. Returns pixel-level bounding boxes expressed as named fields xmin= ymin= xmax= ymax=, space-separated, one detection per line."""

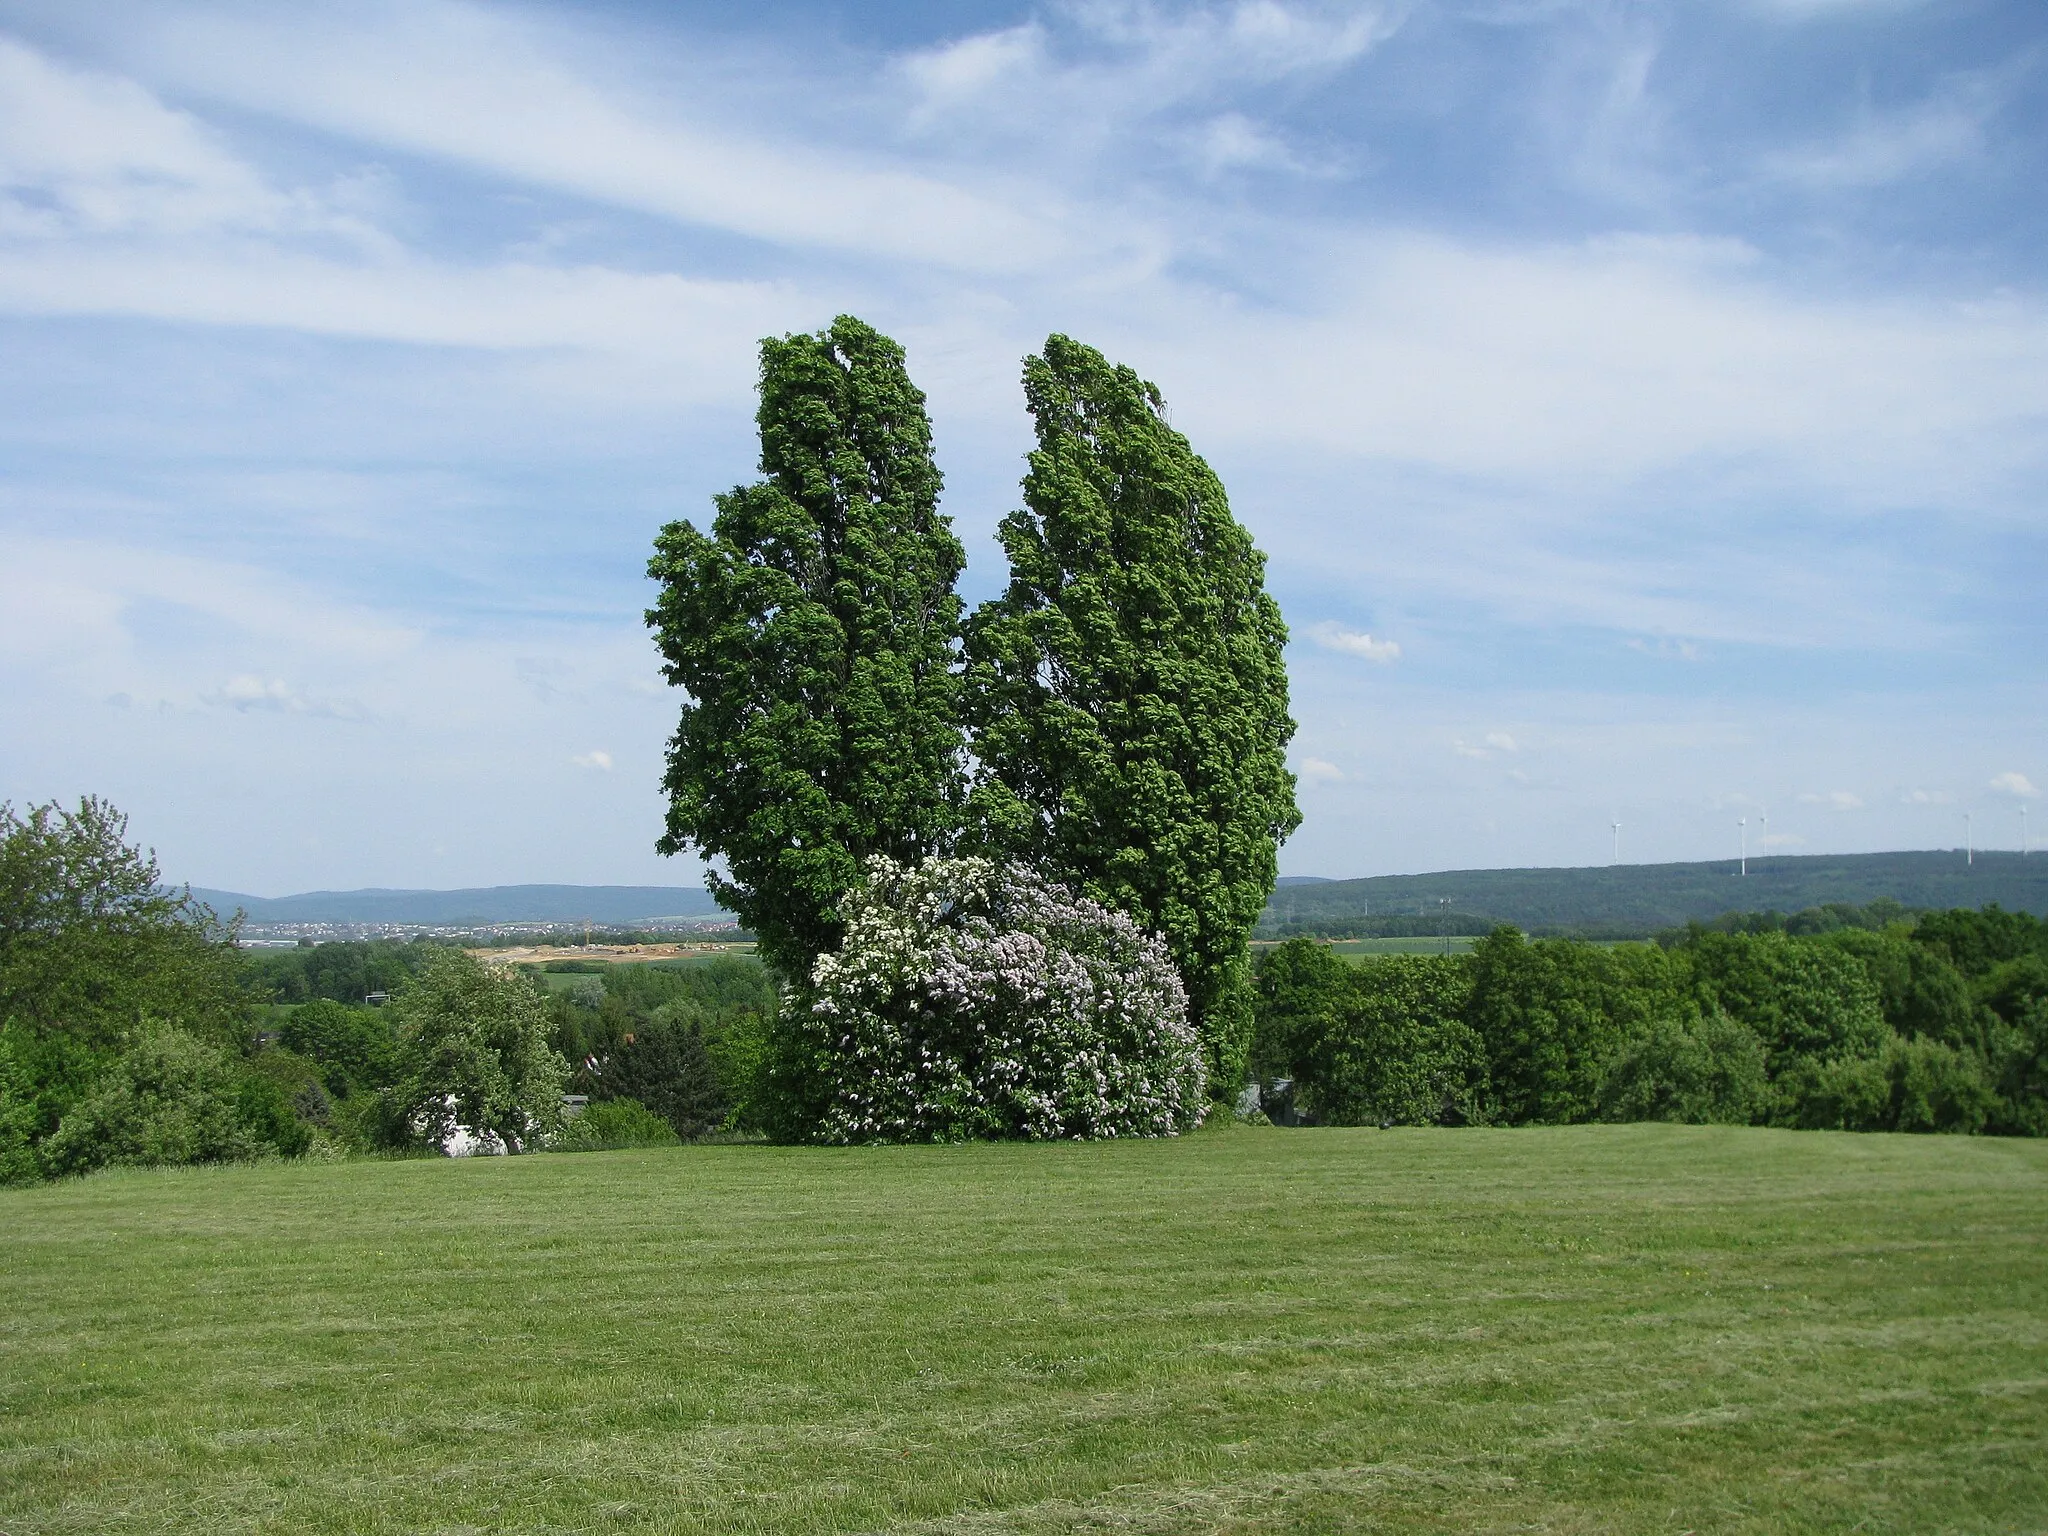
xmin=40 ymin=1027 xmax=304 ymax=1176
xmin=1599 ymin=1009 xmax=1769 ymax=1126
xmin=790 ymin=856 xmax=1206 ymax=1143
xmin=391 ymin=950 xmax=568 ymax=1154
xmin=552 ymin=1097 xmax=681 ymax=1151
xmin=1774 ymin=1035 xmax=1994 ymax=1133
xmin=591 ymin=1021 xmax=729 ymax=1139
xmin=1253 ymin=941 xmax=1483 ymax=1126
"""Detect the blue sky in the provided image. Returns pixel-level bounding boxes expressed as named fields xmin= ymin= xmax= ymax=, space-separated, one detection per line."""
xmin=0 ymin=0 xmax=2042 ymax=894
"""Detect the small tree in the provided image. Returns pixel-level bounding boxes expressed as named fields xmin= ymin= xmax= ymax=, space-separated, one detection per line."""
xmin=966 ymin=336 xmax=1300 ymax=1094
xmin=0 ymin=797 xmax=251 ymax=1052
xmin=789 ymin=855 xmax=1206 ymax=1144
xmin=392 ymin=950 xmax=567 ymax=1154
xmin=647 ymin=315 xmax=966 ymax=982
xmin=1 ymin=798 xmax=257 ymax=1179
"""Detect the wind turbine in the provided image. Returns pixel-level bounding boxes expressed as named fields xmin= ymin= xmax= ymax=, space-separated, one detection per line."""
xmin=2024 ymin=804 xmax=2030 ymax=856
xmin=1965 ymin=812 xmax=1973 ymax=866
xmin=1611 ymin=818 xmax=1621 ymax=865
xmin=1738 ymin=817 xmax=1747 ymax=877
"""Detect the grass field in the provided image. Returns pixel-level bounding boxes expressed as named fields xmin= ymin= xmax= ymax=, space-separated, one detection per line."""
xmin=5 ymin=1126 xmax=2045 ymax=1534
xmin=1316 ymin=937 xmax=1479 ymax=957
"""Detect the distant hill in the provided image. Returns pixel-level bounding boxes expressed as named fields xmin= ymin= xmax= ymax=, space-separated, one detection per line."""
xmin=1259 ymin=850 xmax=2048 ymax=937
xmin=189 ymin=884 xmax=724 ymax=925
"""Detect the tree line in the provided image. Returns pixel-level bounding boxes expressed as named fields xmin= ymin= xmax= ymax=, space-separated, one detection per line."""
xmin=1254 ymin=905 xmax=2048 ymax=1135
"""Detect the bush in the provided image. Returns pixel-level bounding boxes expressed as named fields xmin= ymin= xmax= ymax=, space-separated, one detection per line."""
xmin=1253 ymin=941 xmax=1483 ymax=1126
xmin=1774 ymin=1035 xmax=1994 ymax=1133
xmin=552 ymin=1097 xmax=681 ymax=1151
xmin=1599 ymin=1009 xmax=1769 ymax=1126
xmin=40 ymin=1027 xmax=305 ymax=1176
xmin=788 ymin=856 xmax=1206 ymax=1143
xmin=591 ymin=1021 xmax=728 ymax=1139
xmin=391 ymin=950 xmax=569 ymax=1154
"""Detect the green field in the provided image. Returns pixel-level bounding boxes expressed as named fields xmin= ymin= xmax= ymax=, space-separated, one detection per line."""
xmin=1287 ymin=937 xmax=1480 ymax=958
xmin=5 ymin=1127 xmax=2045 ymax=1534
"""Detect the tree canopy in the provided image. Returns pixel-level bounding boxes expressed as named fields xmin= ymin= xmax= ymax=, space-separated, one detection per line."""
xmin=647 ymin=315 xmax=966 ymax=981
xmin=965 ymin=334 xmax=1300 ymax=1091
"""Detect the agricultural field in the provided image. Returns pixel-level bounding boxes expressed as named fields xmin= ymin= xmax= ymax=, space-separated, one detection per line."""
xmin=6 ymin=1125 xmax=2044 ymax=1534
xmin=1311 ymin=937 xmax=1480 ymax=958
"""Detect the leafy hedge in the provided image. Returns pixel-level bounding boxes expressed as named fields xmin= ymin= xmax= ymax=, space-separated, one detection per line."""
xmin=1254 ymin=906 xmax=2048 ymax=1134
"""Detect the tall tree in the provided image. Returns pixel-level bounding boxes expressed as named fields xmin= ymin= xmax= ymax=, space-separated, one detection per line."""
xmin=965 ymin=335 xmax=1300 ymax=1092
xmin=647 ymin=316 xmax=966 ymax=981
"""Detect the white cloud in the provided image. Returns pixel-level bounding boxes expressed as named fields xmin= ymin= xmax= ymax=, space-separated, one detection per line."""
xmin=76 ymin=2 xmax=1091 ymax=276
xmin=1759 ymin=832 xmax=1807 ymax=848
xmin=571 ymin=750 xmax=613 ymax=771
xmin=1451 ymin=733 xmax=1521 ymax=761
xmin=1309 ymin=621 xmax=1400 ymax=662
xmin=1297 ymin=755 xmax=1343 ymax=783
xmin=1798 ymin=789 xmax=1865 ymax=811
xmin=0 ymin=37 xmax=392 ymax=251
xmin=1990 ymin=771 xmax=2039 ymax=799
xmin=1901 ymin=787 xmax=1955 ymax=805
xmin=207 ymin=674 xmax=364 ymax=720
xmin=1627 ymin=637 xmax=1702 ymax=661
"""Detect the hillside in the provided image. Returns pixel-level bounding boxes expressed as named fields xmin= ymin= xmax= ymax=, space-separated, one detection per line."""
xmin=188 ymin=883 xmax=722 ymax=925
xmin=1260 ymin=849 xmax=2048 ymax=937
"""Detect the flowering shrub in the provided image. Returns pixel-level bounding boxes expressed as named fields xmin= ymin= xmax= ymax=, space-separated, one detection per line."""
xmin=795 ymin=856 xmax=1206 ymax=1143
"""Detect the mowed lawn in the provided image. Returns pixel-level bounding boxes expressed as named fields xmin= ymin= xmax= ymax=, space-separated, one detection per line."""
xmin=4 ymin=1128 xmax=2045 ymax=1534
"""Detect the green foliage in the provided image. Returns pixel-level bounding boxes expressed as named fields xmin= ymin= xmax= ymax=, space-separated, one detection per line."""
xmin=1253 ymin=939 xmax=1482 ymax=1126
xmin=240 ymin=939 xmax=433 ymax=1005
xmin=1684 ymin=931 xmax=1888 ymax=1071
xmin=390 ymin=950 xmax=569 ymax=1153
xmin=243 ymin=1048 xmax=332 ymax=1128
xmin=589 ymin=1022 xmax=729 ymax=1140
xmin=1983 ymin=955 xmax=2048 ymax=1134
xmin=546 ymin=956 xmax=776 ymax=1135
xmin=1773 ymin=1034 xmax=1996 ymax=1133
xmin=552 ymin=1097 xmax=682 ymax=1151
xmin=1822 ymin=928 xmax=1986 ymax=1054
xmin=1 ymin=798 xmax=273 ymax=1178
xmin=1 ymin=797 xmax=253 ymax=1053
xmin=1598 ymin=1009 xmax=1769 ymax=1126
xmin=1254 ymin=912 xmax=2039 ymax=1135
xmin=1465 ymin=929 xmax=1687 ymax=1125
xmin=1913 ymin=904 xmax=2046 ymax=977
xmin=39 ymin=1027 xmax=304 ymax=1176
xmin=278 ymin=998 xmax=400 ymax=1097
xmin=965 ymin=335 xmax=1299 ymax=1093
xmin=647 ymin=315 xmax=966 ymax=981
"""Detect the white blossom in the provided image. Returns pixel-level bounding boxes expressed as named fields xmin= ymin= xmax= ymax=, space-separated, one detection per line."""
xmin=795 ymin=856 xmax=1206 ymax=1143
